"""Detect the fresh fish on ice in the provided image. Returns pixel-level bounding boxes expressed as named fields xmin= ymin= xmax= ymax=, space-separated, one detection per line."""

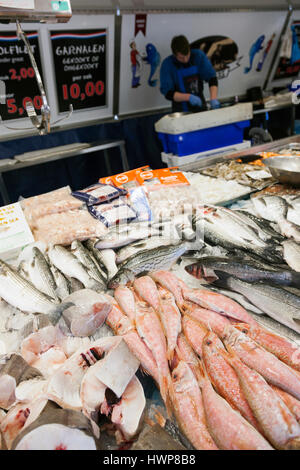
xmin=62 ymin=289 xmax=111 ymax=337
xmin=221 ymin=346 xmax=300 ymax=450
xmin=0 ymin=259 xmax=64 ymax=323
xmin=185 ymin=256 xmax=300 ymax=287
xmin=197 ymin=361 xmax=273 ymax=450
xmin=48 ymin=245 xmax=104 ymax=292
xmin=212 ymin=274 xmax=300 ymax=334
xmin=70 ymin=240 xmax=106 ymax=285
xmin=283 ymin=240 xmax=300 ymax=272
xmin=169 ymin=361 xmax=218 ymax=450
xmin=108 ymin=243 xmax=188 ymax=288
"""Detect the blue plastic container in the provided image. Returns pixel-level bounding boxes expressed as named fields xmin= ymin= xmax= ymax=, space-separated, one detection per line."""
xmin=158 ymin=120 xmax=250 ymax=157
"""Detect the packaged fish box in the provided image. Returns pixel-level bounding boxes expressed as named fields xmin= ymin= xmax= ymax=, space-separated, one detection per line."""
xmin=0 ymin=202 xmax=34 ymax=263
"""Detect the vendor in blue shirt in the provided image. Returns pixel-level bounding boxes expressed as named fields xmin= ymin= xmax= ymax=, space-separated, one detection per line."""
xmin=160 ymin=35 xmax=220 ymax=113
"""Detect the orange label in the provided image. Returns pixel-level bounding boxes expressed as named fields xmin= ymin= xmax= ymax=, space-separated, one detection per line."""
xmin=136 ymin=167 xmax=189 ymax=189
xmin=99 ymin=166 xmax=151 ymax=188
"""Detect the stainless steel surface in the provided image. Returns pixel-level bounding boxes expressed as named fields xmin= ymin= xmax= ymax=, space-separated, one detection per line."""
xmin=252 ymin=102 xmax=294 ymax=115
xmin=264 ymin=156 xmax=300 ymax=186
xmin=0 ymin=140 xmax=129 ymax=205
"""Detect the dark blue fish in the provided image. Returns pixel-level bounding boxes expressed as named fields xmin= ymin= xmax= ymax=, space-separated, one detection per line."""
xmin=143 ymin=43 xmax=161 ymax=87
xmin=244 ymin=35 xmax=265 ymax=74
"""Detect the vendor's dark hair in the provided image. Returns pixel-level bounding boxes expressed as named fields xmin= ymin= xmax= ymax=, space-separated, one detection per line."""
xmin=171 ymin=35 xmax=190 ymax=55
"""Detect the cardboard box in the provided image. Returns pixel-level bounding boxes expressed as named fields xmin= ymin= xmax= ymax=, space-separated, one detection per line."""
xmin=0 ymin=202 xmax=34 ymax=262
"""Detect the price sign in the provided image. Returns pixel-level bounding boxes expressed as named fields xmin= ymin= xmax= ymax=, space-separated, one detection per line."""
xmin=50 ymin=29 xmax=107 ymax=113
xmin=0 ymin=31 xmax=43 ymax=121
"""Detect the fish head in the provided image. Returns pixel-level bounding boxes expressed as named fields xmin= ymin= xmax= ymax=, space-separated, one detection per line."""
xmin=171 ymin=361 xmax=194 ymax=393
xmin=203 ymin=331 xmax=220 ymax=349
xmin=108 ymin=269 xmax=135 ymax=289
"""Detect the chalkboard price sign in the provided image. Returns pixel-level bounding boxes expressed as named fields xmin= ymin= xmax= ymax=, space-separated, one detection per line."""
xmin=0 ymin=31 xmax=43 ymax=121
xmin=50 ymin=29 xmax=107 ymax=113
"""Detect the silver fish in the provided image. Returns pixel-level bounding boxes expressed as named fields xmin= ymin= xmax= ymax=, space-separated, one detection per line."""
xmin=0 ymin=260 xmax=64 ymax=324
xmin=20 ymin=247 xmax=59 ymax=301
xmin=50 ymin=265 xmax=71 ymax=300
xmin=95 ymin=223 xmax=162 ymax=249
xmin=252 ymin=195 xmax=288 ymax=223
xmin=108 ymin=243 xmax=188 ymax=288
xmin=213 ymin=274 xmax=300 ymax=334
xmin=48 ymin=245 xmax=104 ymax=292
xmin=70 ymin=240 xmax=106 ymax=286
xmin=116 ymin=236 xmax=180 ymax=264
xmin=283 ymin=240 xmax=300 ymax=273
xmin=91 ymin=248 xmax=118 ymax=280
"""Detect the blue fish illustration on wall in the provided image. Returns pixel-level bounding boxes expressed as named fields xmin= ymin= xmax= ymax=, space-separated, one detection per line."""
xmin=143 ymin=43 xmax=161 ymax=87
xmin=244 ymin=35 xmax=265 ymax=74
xmin=291 ymin=25 xmax=300 ymax=64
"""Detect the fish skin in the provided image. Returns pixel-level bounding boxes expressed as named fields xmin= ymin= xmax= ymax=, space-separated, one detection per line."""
xmin=23 ymin=247 xmax=59 ymax=301
xmin=104 ymin=295 xmax=159 ymax=382
xmin=157 ymin=287 xmax=182 ymax=362
xmin=202 ymin=331 xmax=260 ymax=429
xmin=170 ymin=361 xmax=218 ymax=450
xmin=116 ymin=236 xmax=179 ymax=265
xmin=0 ymin=259 xmax=64 ymax=322
xmin=271 ymin=385 xmax=300 ymax=423
xmin=212 ymin=274 xmax=300 ymax=334
xmin=249 ymin=311 xmax=300 ymax=346
xmin=181 ymin=315 xmax=208 ymax=358
xmin=94 ymin=248 xmax=118 ymax=280
xmin=197 ymin=360 xmax=273 ymax=450
xmin=149 ymin=271 xmax=185 ymax=309
xmin=181 ymin=285 xmax=257 ymax=325
xmin=283 ymin=240 xmax=300 ymax=272
xmin=222 ymin=326 xmax=300 ymax=401
xmin=185 ymin=256 xmax=300 ymax=287
xmin=235 ymin=210 xmax=284 ymax=241
xmin=234 ymin=322 xmax=300 ymax=372
xmin=108 ymin=244 xmax=188 ymax=289
xmin=48 ymin=245 xmax=104 ymax=292
xmin=134 ymin=300 xmax=171 ymax=406
xmin=220 ymin=346 xmax=300 ymax=450
xmin=94 ymin=223 xmax=161 ymax=250
xmin=180 ymin=302 xmax=230 ymax=337
xmin=174 ymin=333 xmax=202 ymax=384
xmin=133 ymin=276 xmax=161 ymax=312
xmin=193 ymin=211 xmax=282 ymax=264
xmin=70 ymin=240 xmax=106 ymax=286
xmin=252 ymin=195 xmax=288 ymax=223
xmin=114 ymin=286 xmax=136 ymax=323
xmin=49 ymin=265 xmax=71 ymax=300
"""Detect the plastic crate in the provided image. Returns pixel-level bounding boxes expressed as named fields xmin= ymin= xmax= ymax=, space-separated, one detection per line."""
xmin=158 ymin=120 xmax=250 ymax=157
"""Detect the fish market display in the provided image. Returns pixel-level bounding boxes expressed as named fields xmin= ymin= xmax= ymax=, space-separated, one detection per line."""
xmin=1 ymin=168 xmax=300 ymax=451
xmin=201 ymin=161 xmax=275 ymax=189
xmin=148 ymin=172 xmax=252 ymax=220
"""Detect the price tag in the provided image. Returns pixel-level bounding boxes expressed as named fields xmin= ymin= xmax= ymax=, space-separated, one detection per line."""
xmin=50 ymin=29 xmax=107 ymax=113
xmin=0 ymin=31 xmax=43 ymax=121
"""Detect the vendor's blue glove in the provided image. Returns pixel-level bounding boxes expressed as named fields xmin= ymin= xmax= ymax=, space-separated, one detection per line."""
xmin=211 ymin=99 xmax=221 ymax=109
xmin=189 ymin=94 xmax=202 ymax=107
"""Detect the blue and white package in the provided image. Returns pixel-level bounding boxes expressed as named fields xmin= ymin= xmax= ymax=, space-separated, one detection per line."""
xmin=88 ymin=197 xmax=138 ymax=227
xmin=71 ymin=183 xmax=127 ymax=206
xmin=129 ymin=186 xmax=152 ymax=222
